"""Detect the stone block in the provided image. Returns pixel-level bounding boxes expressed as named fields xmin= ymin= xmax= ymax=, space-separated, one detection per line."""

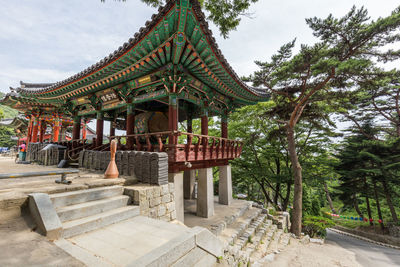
xmin=146 ymin=188 xmax=153 ymax=199
xmin=157 ymin=205 xmax=166 ymax=217
xmin=28 ymin=193 xmax=62 ymax=240
xmin=166 ymin=202 xmax=175 ymax=213
xmin=197 ymin=168 xmax=214 ymax=218
xmin=153 ymin=187 xmax=161 ymax=197
xmin=140 ymin=199 xmax=149 ymax=212
xmin=150 ymin=197 xmax=161 ymax=208
xmin=170 ymin=210 xmax=177 ymax=220
xmin=149 ymin=208 xmax=157 ymax=219
xmin=159 ymin=215 xmax=170 ymax=222
xmin=191 ymin=226 xmax=223 ymax=258
xmin=168 ymin=173 xmax=184 ymax=223
xmin=161 ymin=184 xmax=169 ymax=195
xmin=128 ymin=151 xmax=136 ymax=176
xmin=161 ymin=194 xmax=171 ymax=204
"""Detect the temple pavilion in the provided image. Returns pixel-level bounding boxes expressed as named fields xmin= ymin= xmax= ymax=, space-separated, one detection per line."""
xmin=1 ymin=0 xmax=268 ymax=222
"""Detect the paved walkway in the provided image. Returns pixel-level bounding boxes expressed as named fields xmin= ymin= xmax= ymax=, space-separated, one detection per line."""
xmin=0 ymin=215 xmax=83 ymax=267
xmin=326 ymin=229 xmax=400 ymax=267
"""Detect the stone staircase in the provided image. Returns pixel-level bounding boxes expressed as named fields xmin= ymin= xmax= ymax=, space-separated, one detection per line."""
xmin=49 ymin=185 xmax=139 ymax=238
xmin=216 ymin=205 xmax=292 ymax=266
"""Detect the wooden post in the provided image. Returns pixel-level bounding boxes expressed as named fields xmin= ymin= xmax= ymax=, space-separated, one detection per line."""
xmin=201 ymin=104 xmax=208 ymax=146
xmin=126 ymin=103 xmax=135 ymax=149
xmin=31 ymin=116 xmax=39 ymax=143
xmin=82 ymin=120 xmax=87 ymax=140
xmin=72 ymin=116 xmax=81 ymax=140
xmin=27 ymin=116 xmax=33 ymax=144
xmin=96 ymin=111 xmax=104 ymax=147
xmin=53 ymin=118 xmax=60 ymax=142
xmin=168 ymin=94 xmax=178 ymax=145
xmin=39 ymin=120 xmax=45 ymax=143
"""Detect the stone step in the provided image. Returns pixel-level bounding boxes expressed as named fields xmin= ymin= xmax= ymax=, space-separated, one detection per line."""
xmin=266 ymin=228 xmax=283 ymax=254
xmin=57 ymin=195 xmax=131 ymax=222
xmin=218 ymin=207 xmax=262 ymax=248
xmin=62 ymin=206 xmax=140 ymax=238
xmin=50 ymin=186 xmax=123 ymax=208
xmin=244 ymin=220 xmax=272 ymax=256
xmin=278 ymin=232 xmax=291 ymax=251
xmin=250 ymin=223 xmax=277 ymax=262
xmin=233 ymin=213 xmax=267 ymax=251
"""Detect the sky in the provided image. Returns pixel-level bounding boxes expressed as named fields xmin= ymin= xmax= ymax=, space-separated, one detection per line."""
xmin=0 ymin=0 xmax=399 ymax=132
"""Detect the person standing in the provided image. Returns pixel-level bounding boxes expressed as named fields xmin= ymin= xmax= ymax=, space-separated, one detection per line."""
xmin=19 ymin=142 xmax=26 ymax=162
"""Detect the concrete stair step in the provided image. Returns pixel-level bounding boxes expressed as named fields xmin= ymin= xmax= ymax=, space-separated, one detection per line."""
xmin=62 ymin=206 xmax=140 ymax=238
xmin=57 ymin=195 xmax=131 ymax=222
xmin=218 ymin=207 xmax=262 ymax=248
xmin=50 ymin=186 xmax=123 ymax=208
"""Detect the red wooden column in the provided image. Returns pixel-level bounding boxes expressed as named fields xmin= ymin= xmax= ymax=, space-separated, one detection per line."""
xmin=96 ymin=111 xmax=104 ymax=147
xmin=72 ymin=116 xmax=81 ymax=140
xmin=80 ymin=119 xmax=86 ymax=140
xmin=126 ymin=103 xmax=135 ymax=149
xmin=26 ymin=116 xmax=33 ymax=144
xmin=39 ymin=119 xmax=45 ymax=143
xmin=53 ymin=117 xmax=60 ymax=142
xmin=31 ymin=116 xmax=39 ymax=143
xmin=168 ymin=94 xmax=178 ymax=145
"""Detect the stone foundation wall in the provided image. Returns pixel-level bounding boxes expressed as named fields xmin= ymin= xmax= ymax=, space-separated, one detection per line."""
xmin=124 ymin=183 xmax=176 ymax=222
xmin=79 ymin=150 xmax=168 ymax=185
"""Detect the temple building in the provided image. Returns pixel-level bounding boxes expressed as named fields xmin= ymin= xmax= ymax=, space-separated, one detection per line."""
xmin=1 ymin=0 xmax=268 ymax=222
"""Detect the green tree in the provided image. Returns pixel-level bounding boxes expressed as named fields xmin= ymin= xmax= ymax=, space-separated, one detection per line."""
xmin=247 ymin=6 xmax=400 ymax=236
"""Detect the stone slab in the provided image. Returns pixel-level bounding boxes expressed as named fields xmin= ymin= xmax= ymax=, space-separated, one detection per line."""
xmin=28 ymin=193 xmax=62 ymax=240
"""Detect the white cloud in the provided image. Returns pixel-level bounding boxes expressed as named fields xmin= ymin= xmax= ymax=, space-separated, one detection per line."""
xmin=0 ymin=0 xmax=399 ymax=93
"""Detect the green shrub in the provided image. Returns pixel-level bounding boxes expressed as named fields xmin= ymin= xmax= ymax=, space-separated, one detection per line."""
xmin=310 ymin=196 xmax=321 ymax=216
xmin=302 ymin=216 xmax=335 ymax=238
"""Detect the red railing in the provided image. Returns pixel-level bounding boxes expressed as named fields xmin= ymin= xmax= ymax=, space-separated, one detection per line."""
xmin=108 ymin=131 xmax=243 ymax=163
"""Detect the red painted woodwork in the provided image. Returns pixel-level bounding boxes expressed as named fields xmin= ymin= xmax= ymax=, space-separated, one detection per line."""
xmin=111 ymin=131 xmax=242 ymax=172
xmin=27 ymin=118 xmax=33 ymax=144
xmin=82 ymin=122 xmax=87 ymax=139
xmin=31 ymin=119 xmax=39 ymax=143
xmin=39 ymin=120 xmax=45 ymax=143
xmin=126 ymin=113 xmax=135 ymax=149
xmin=53 ymin=125 xmax=60 ymax=142
xmin=168 ymin=95 xmax=178 ymax=145
xmin=72 ymin=119 xmax=81 ymax=140
xmin=221 ymin=121 xmax=228 ymax=139
xmin=96 ymin=118 xmax=104 ymax=147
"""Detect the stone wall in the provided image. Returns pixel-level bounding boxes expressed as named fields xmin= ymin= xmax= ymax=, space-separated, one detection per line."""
xmin=124 ymin=183 xmax=176 ymax=222
xmin=334 ymin=225 xmax=400 ymax=247
xmin=79 ymin=150 xmax=168 ymax=185
xmin=388 ymin=224 xmax=400 ymax=238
